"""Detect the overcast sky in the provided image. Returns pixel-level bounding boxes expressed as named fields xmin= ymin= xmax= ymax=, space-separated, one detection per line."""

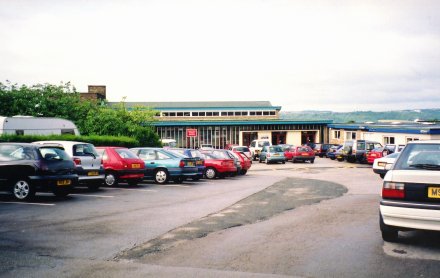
xmin=1 ymin=0 xmax=439 ymax=112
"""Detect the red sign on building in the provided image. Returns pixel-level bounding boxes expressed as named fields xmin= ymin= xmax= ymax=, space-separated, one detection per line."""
xmin=186 ymin=129 xmax=198 ymax=137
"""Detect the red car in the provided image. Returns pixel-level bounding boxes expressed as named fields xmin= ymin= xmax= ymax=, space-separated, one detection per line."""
xmin=285 ymin=146 xmax=315 ymax=163
xmin=96 ymin=147 xmax=145 ymax=186
xmin=200 ymin=152 xmax=236 ymax=179
xmin=230 ymin=151 xmax=252 ymax=175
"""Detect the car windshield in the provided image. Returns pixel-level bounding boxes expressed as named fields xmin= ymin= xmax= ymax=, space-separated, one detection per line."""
xmin=394 ymin=143 xmax=440 ymax=170
xmin=115 ymin=148 xmax=139 ymax=159
xmin=0 ymin=145 xmax=34 ymax=161
xmin=270 ymin=146 xmax=283 ymax=152
xmin=190 ymin=150 xmax=204 ymax=158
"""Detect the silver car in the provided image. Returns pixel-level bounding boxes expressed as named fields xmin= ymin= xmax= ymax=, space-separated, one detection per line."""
xmin=33 ymin=141 xmax=104 ymax=190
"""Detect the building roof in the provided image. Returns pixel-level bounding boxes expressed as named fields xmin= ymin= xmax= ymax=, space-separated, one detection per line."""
xmin=109 ymin=101 xmax=281 ymax=111
xmin=153 ymin=119 xmax=332 ymax=127
xmin=329 ymin=123 xmax=440 ymax=135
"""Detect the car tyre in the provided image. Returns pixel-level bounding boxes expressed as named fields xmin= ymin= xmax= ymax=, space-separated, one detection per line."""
xmin=154 ymin=169 xmax=169 ymax=184
xmin=173 ymin=177 xmax=184 ymax=184
xmin=104 ymin=172 xmax=118 ymax=186
xmin=240 ymin=169 xmax=247 ymax=175
xmin=204 ymin=167 xmax=217 ymax=179
xmin=12 ymin=179 xmax=35 ymax=201
xmin=379 ymin=173 xmax=385 ymax=179
xmin=380 ymin=213 xmax=399 ymax=242
xmin=53 ymin=187 xmax=71 ymax=198
xmin=282 ymin=161 xmax=285 ymax=164
xmin=310 ymin=159 xmax=315 ymax=164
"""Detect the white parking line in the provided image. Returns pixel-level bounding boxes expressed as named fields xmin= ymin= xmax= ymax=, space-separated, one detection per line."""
xmin=162 ymin=184 xmax=191 ymax=188
xmin=105 ymin=188 xmax=157 ymax=192
xmin=69 ymin=194 xmax=114 ymax=198
xmin=0 ymin=201 xmax=55 ymax=206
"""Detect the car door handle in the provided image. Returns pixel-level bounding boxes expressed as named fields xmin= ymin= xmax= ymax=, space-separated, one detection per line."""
xmin=150 ymin=162 xmax=155 ymax=164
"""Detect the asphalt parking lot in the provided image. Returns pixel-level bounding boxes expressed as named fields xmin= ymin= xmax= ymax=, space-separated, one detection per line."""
xmin=1 ymin=157 xmax=440 ymax=277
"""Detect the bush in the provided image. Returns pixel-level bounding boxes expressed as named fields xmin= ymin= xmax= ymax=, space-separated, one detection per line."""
xmin=0 ymin=134 xmax=141 ymax=148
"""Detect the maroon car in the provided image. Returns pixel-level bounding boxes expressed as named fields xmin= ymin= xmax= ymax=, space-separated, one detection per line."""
xmin=96 ymin=147 xmax=145 ymax=186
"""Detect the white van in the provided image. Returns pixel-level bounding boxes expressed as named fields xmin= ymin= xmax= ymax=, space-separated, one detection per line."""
xmin=0 ymin=116 xmax=80 ymax=135
xmin=249 ymin=139 xmax=271 ymax=161
xmin=161 ymin=139 xmax=177 ymax=148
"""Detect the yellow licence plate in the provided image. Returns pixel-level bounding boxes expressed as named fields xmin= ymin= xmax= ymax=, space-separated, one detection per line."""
xmin=428 ymin=187 xmax=440 ymax=198
xmin=187 ymin=162 xmax=195 ymax=167
xmin=132 ymin=164 xmax=141 ymax=169
xmin=88 ymin=171 xmax=99 ymax=176
xmin=273 ymin=153 xmax=279 ymax=156
xmin=57 ymin=180 xmax=71 ymax=186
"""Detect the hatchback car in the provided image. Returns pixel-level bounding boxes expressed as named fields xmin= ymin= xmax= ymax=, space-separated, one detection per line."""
xmin=95 ymin=147 xmax=145 ymax=186
xmin=229 ymin=146 xmax=252 ymax=160
xmin=0 ymin=143 xmax=78 ymax=201
xmin=199 ymin=152 xmax=236 ymax=179
xmin=167 ymin=148 xmax=205 ymax=180
xmin=380 ymin=140 xmax=440 ymax=242
xmin=288 ymin=146 xmax=315 ymax=163
xmin=259 ymin=146 xmax=286 ymax=164
xmin=130 ymin=147 xmax=198 ymax=184
xmin=33 ymin=141 xmax=104 ymax=190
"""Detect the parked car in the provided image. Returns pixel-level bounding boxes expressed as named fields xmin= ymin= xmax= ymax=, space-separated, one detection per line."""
xmin=326 ymin=145 xmax=342 ymax=160
xmin=227 ymin=150 xmax=251 ymax=175
xmin=95 ymin=147 xmax=145 ymax=186
xmin=289 ymin=145 xmax=315 ymax=163
xmin=259 ymin=145 xmax=286 ymax=164
xmin=203 ymin=149 xmax=242 ymax=176
xmin=130 ymin=147 xmax=198 ymax=184
xmin=199 ymin=144 xmax=214 ymax=150
xmin=0 ymin=143 xmax=78 ymax=201
xmin=278 ymin=144 xmax=293 ymax=151
xmin=373 ymin=152 xmax=400 ymax=179
xmin=342 ymin=140 xmax=382 ymax=163
xmin=380 ymin=140 xmax=440 ymax=242
xmin=167 ymin=148 xmax=205 ymax=180
xmin=199 ymin=152 xmax=236 ymax=179
xmin=367 ymin=144 xmax=406 ymax=164
xmin=33 ymin=140 xmax=104 ymax=190
xmin=249 ymin=139 xmax=271 ymax=161
xmin=316 ymin=144 xmax=340 ymax=158
xmin=229 ymin=146 xmax=252 ymax=160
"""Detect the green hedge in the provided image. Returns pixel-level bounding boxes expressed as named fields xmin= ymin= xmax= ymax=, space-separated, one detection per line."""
xmin=0 ymin=134 xmax=140 ymax=148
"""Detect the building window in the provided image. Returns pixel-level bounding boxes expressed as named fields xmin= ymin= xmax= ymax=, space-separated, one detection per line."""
xmin=256 ymin=111 xmax=262 ymax=116
xmin=15 ymin=130 xmax=24 ymax=135
xmin=383 ymin=136 xmax=395 ymax=144
xmin=162 ymin=112 xmax=169 ymax=117
xmin=334 ymin=130 xmax=341 ymax=139
xmin=177 ymin=112 xmax=183 ymax=116
xmin=199 ymin=112 xmax=206 ymax=116
xmin=346 ymin=131 xmax=356 ymax=140
xmin=206 ymin=112 xmax=213 ymax=116
xmin=184 ymin=112 xmax=190 ymax=117
xmin=250 ymin=111 xmax=256 ymax=116
xmin=263 ymin=111 xmax=269 ymax=115
xmin=269 ymin=111 xmax=275 ymax=116
xmin=192 ymin=112 xmax=199 ymax=116
xmin=169 ymin=112 xmax=176 ymax=117
xmin=212 ymin=112 xmax=219 ymax=116
xmin=234 ymin=111 xmax=241 ymax=116
xmin=221 ymin=112 xmax=227 ymax=116
xmin=406 ymin=137 xmax=420 ymax=143
xmin=242 ymin=111 xmax=248 ymax=116
xmin=227 ymin=112 xmax=234 ymax=116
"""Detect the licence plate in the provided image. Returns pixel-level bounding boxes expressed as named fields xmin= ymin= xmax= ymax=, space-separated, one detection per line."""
xmin=131 ymin=164 xmax=141 ymax=169
xmin=301 ymin=153 xmax=309 ymax=156
xmin=378 ymin=162 xmax=386 ymax=167
xmin=428 ymin=187 xmax=440 ymax=198
xmin=273 ymin=153 xmax=279 ymax=156
xmin=187 ymin=162 xmax=195 ymax=167
xmin=196 ymin=161 xmax=203 ymax=165
xmin=57 ymin=180 xmax=71 ymax=186
xmin=88 ymin=171 xmax=99 ymax=176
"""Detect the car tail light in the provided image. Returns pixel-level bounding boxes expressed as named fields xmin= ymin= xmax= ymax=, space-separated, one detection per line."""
xmin=267 ymin=153 xmax=270 ymax=157
xmin=382 ymin=182 xmax=405 ymax=199
xmin=179 ymin=160 xmax=185 ymax=168
xmin=202 ymin=159 xmax=205 ymax=166
xmin=73 ymin=158 xmax=81 ymax=165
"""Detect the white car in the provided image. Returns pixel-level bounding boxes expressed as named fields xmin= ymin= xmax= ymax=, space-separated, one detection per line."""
xmin=373 ymin=152 xmax=400 ymax=179
xmin=380 ymin=140 xmax=440 ymax=242
xmin=249 ymin=139 xmax=271 ymax=161
xmin=33 ymin=141 xmax=104 ymax=190
xmin=230 ymin=146 xmax=252 ymax=160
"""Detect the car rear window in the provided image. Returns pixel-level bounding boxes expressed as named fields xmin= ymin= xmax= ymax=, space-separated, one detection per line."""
xmin=39 ymin=147 xmax=70 ymax=161
xmin=298 ymin=147 xmax=312 ymax=152
xmin=73 ymin=144 xmax=98 ymax=157
xmin=115 ymin=148 xmax=138 ymax=159
xmin=211 ymin=150 xmax=230 ymax=159
xmin=234 ymin=147 xmax=250 ymax=152
xmin=270 ymin=147 xmax=283 ymax=152
xmin=0 ymin=145 xmax=34 ymax=161
xmin=190 ymin=150 xmax=203 ymax=158
xmin=394 ymin=143 xmax=440 ymax=170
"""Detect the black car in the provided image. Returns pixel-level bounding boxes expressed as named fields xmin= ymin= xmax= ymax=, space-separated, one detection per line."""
xmin=317 ymin=144 xmax=340 ymax=158
xmin=0 ymin=143 xmax=78 ymax=201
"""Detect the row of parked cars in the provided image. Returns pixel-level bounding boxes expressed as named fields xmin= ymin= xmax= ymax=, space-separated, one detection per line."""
xmin=0 ymin=141 xmax=253 ymax=201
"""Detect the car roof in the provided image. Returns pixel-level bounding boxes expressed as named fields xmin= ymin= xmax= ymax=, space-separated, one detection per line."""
xmin=33 ymin=140 xmax=92 ymax=146
xmin=407 ymin=140 xmax=440 ymax=144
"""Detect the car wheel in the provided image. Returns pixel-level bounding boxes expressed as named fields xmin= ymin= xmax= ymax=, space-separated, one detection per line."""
xmin=204 ymin=167 xmax=217 ymax=179
xmin=330 ymin=157 xmax=336 ymax=160
xmin=53 ymin=187 xmax=71 ymax=198
xmin=282 ymin=161 xmax=285 ymax=164
xmin=104 ymin=172 xmax=118 ymax=186
xmin=380 ymin=213 xmax=399 ymax=242
xmin=337 ymin=157 xmax=344 ymax=162
xmin=240 ymin=169 xmax=247 ymax=175
xmin=310 ymin=159 xmax=315 ymax=164
xmin=173 ymin=177 xmax=185 ymax=184
xmin=292 ymin=159 xmax=296 ymax=163
xmin=12 ymin=179 xmax=35 ymax=201
xmin=154 ymin=169 xmax=169 ymax=184
xmin=259 ymin=158 xmax=262 ymax=163
xmin=379 ymin=173 xmax=385 ymax=179
xmin=88 ymin=181 xmax=101 ymax=191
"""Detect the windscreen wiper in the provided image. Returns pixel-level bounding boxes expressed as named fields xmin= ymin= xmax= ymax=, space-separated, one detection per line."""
xmin=409 ymin=164 xmax=440 ymax=170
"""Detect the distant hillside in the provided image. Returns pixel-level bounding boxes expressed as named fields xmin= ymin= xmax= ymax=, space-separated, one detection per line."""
xmin=280 ymin=109 xmax=440 ymax=123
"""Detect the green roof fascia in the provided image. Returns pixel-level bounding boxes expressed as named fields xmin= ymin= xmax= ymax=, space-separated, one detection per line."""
xmin=152 ymin=120 xmax=333 ymax=127
xmin=129 ymin=106 xmax=282 ymax=111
